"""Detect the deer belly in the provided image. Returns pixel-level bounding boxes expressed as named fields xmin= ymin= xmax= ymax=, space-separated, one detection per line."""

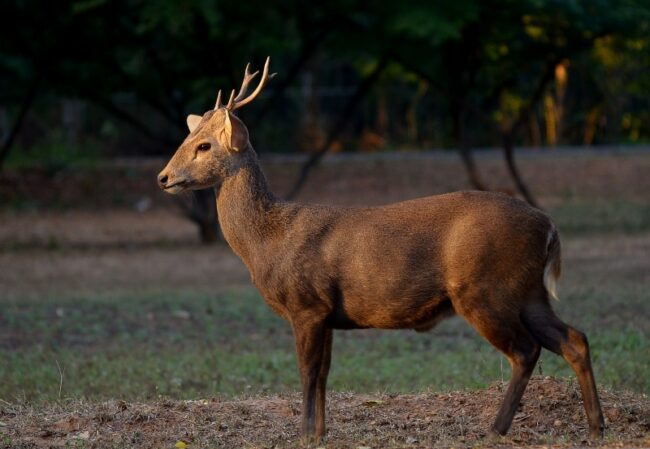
xmin=331 ymin=292 xmax=452 ymax=330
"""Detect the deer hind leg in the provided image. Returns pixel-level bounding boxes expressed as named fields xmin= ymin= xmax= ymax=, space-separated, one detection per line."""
xmin=523 ymin=301 xmax=605 ymax=439
xmin=456 ymin=304 xmax=541 ymax=436
xmin=292 ymin=318 xmax=331 ymax=444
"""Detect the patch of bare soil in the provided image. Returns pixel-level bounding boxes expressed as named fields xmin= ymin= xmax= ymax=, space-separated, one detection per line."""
xmin=2 ymin=377 xmax=648 ymax=449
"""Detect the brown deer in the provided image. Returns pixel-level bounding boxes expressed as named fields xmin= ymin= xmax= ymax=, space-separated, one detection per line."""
xmin=157 ymin=57 xmax=604 ymax=443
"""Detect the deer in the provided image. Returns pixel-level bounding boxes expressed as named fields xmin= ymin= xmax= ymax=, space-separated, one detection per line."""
xmin=157 ymin=57 xmax=605 ymax=443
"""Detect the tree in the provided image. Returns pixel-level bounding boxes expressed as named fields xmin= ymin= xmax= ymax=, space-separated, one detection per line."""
xmin=1 ymin=0 xmax=648 ymax=218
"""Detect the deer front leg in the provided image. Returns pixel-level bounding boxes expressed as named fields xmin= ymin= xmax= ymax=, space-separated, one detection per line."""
xmin=292 ymin=319 xmax=331 ymax=444
xmin=315 ymin=328 xmax=333 ymax=438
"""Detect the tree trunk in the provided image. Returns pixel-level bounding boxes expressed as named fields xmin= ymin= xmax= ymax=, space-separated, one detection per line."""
xmin=405 ymin=81 xmax=428 ymax=144
xmin=451 ymin=98 xmax=487 ymax=191
xmin=583 ymin=106 xmax=602 ymax=145
xmin=177 ymin=188 xmax=219 ymax=244
xmin=498 ymin=58 xmax=560 ymax=208
xmin=501 ymin=131 xmax=539 ymax=209
xmin=198 ymin=216 xmax=219 ymax=243
xmin=194 ymin=188 xmax=219 ymax=243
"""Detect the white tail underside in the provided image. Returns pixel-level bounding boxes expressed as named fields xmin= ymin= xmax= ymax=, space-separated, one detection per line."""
xmin=543 ymin=262 xmax=559 ymax=301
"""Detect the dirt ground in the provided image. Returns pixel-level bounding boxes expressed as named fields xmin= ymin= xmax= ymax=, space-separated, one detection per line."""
xmin=2 ymin=377 xmax=649 ymax=449
xmin=1 ymin=151 xmax=649 ymax=448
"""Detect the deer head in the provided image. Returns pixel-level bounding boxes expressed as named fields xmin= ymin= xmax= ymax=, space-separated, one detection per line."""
xmin=157 ymin=57 xmax=275 ymax=194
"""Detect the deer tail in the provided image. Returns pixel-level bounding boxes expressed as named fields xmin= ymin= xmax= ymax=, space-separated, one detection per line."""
xmin=543 ymin=224 xmax=562 ymax=301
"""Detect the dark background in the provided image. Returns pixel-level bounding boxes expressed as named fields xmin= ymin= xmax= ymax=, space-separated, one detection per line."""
xmin=2 ymin=0 xmax=649 ymax=162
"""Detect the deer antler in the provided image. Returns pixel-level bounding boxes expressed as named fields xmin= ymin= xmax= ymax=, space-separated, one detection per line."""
xmin=226 ymin=63 xmax=258 ymax=108
xmin=214 ymin=90 xmax=223 ymax=109
xmin=214 ymin=56 xmax=276 ymax=112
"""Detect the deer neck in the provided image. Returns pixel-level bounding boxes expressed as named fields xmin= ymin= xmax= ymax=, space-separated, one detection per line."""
xmin=216 ymin=153 xmax=277 ymax=265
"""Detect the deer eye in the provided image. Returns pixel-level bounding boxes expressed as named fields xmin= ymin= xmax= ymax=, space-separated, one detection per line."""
xmin=197 ymin=143 xmax=211 ymax=152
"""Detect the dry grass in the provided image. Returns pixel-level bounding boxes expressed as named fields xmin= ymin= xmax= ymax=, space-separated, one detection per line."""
xmin=2 ymin=377 xmax=648 ymax=449
xmin=2 ymin=152 xmax=649 ymax=448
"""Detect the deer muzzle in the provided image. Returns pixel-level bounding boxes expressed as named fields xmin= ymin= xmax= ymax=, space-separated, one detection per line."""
xmin=157 ymin=170 xmax=188 ymax=194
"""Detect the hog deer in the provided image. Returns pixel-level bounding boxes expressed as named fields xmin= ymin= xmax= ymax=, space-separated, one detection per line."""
xmin=157 ymin=57 xmax=604 ymax=443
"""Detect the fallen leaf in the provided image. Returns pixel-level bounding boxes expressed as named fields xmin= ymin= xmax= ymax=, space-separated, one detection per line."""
xmin=75 ymin=430 xmax=90 ymax=440
xmin=53 ymin=416 xmax=85 ymax=433
xmin=175 ymin=441 xmax=188 ymax=449
xmin=172 ymin=310 xmax=191 ymax=320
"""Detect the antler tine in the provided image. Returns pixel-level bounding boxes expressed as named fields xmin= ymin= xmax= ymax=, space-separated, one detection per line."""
xmin=214 ymin=62 xmax=256 ymax=110
xmin=229 ymin=63 xmax=259 ymax=106
xmin=225 ymin=89 xmax=236 ymax=109
xmin=231 ymin=56 xmax=275 ymax=111
xmin=214 ymin=90 xmax=223 ymax=110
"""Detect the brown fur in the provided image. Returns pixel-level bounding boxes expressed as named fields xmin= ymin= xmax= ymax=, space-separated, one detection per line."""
xmin=158 ymin=108 xmax=604 ymax=443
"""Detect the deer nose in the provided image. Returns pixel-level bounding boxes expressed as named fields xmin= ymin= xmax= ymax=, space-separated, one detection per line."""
xmin=157 ymin=172 xmax=168 ymax=186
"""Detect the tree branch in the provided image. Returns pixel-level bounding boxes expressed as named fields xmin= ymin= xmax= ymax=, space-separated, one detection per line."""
xmin=499 ymin=58 xmax=560 ymax=209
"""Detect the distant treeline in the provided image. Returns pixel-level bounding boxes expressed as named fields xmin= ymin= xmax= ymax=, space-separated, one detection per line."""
xmin=1 ymin=0 xmax=649 ymax=164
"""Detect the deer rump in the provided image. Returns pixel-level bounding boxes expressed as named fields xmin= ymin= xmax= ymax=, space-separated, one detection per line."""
xmin=251 ymin=190 xmax=555 ymax=332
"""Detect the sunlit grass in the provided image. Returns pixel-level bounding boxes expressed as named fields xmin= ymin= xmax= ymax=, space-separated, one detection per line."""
xmin=1 ymin=279 xmax=648 ymax=404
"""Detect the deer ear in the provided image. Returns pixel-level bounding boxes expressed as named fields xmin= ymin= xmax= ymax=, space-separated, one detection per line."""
xmin=186 ymin=114 xmax=202 ymax=132
xmin=219 ymin=110 xmax=234 ymax=150
xmin=218 ymin=110 xmax=248 ymax=152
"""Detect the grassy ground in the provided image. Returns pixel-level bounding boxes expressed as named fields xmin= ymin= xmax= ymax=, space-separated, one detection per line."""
xmin=1 ymin=152 xmax=649 ymax=447
xmin=0 ymin=198 xmax=650 ymax=402
xmin=1 ymin=200 xmax=649 ymax=405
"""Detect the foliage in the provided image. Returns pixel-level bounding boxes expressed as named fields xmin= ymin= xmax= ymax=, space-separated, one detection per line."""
xmin=4 ymin=133 xmax=101 ymax=170
xmin=1 ymin=0 xmax=649 ymax=160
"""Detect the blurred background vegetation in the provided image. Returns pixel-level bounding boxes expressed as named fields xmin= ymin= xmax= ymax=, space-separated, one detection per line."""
xmin=3 ymin=0 xmax=649 ymax=241
xmin=2 ymin=0 xmax=649 ymax=163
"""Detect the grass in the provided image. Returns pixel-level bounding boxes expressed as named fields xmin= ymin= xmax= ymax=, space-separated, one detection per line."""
xmin=4 ymin=134 xmax=101 ymax=171
xmin=1 ymin=194 xmax=649 ymax=448
xmin=1 ymin=271 xmax=648 ymax=404
xmin=2 ymin=155 xmax=649 ymax=447
xmin=549 ymin=198 xmax=650 ymax=235
xmin=0 ymin=182 xmax=649 ymax=404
